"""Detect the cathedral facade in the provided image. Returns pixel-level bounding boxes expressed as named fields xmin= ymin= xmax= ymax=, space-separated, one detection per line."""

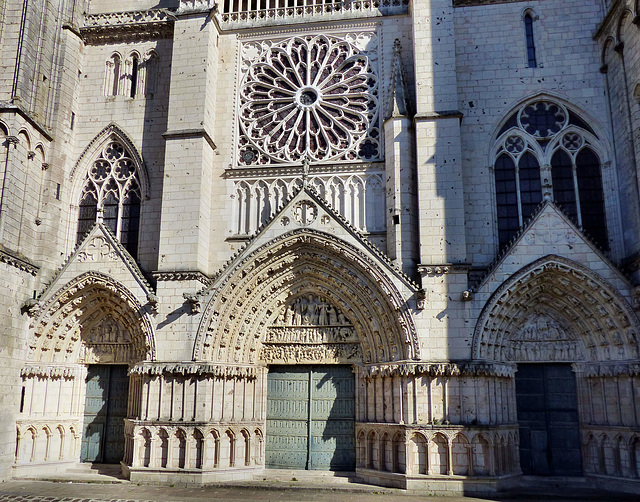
xmin=1 ymin=0 xmax=640 ymax=495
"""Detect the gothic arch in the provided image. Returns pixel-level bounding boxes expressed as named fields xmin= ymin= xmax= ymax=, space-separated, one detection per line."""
xmin=194 ymin=229 xmax=418 ymax=364
xmin=490 ymin=92 xmax=612 ymax=162
xmin=473 ymin=256 xmax=639 ymax=363
xmin=28 ymin=271 xmax=155 ymax=364
xmin=70 ymin=123 xmax=149 ymax=198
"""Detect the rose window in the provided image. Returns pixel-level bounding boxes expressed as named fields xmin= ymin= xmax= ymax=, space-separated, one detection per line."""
xmin=238 ymin=35 xmax=380 ymax=165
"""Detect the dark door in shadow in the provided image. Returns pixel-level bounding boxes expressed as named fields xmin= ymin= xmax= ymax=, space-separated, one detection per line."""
xmin=266 ymin=365 xmax=355 ymax=471
xmin=516 ymin=363 xmax=582 ymax=476
xmin=81 ymin=365 xmax=129 ymax=463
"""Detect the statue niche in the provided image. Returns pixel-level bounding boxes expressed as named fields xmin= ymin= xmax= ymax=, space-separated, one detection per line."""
xmin=260 ymin=294 xmax=361 ymax=364
xmin=507 ymin=314 xmax=584 ymax=362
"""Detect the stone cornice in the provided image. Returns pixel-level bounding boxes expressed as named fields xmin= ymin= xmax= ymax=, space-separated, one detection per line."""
xmin=413 ymin=110 xmax=463 ymax=124
xmin=130 ymin=362 xmax=258 ymax=379
xmin=224 ymin=162 xmax=384 ymax=179
xmin=574 ymin=361 xmax=640 ymax=377
xmin=152 ymin=270 xmax=212 ymax=287
xmin=20 ymin=364 xmax=77 ymax=379
xmin=453 ymin=0 xmax=529 ymax=7
xmin=0 ymin=244 xmax=39 ymax=276
xmin=0 ymin=105 xmax=53 ymax=141
xmin=364 ymin=361 xmax=517 ymax=378
xmin=80 ymin=10 xmax=176 ymax=44
xmin=418 ymin=263 xmax=471 ymax=276
xmin=162 ymin=128 xmax=216 ymax=152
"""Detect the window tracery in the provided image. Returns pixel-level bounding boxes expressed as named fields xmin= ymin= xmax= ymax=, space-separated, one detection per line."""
xmin=493 ymin=100 xmax=608 ymax=251
xmin=77 ymin=140 xmax=142 ymax=257
xmin=237 ymin=34 xmax=380 ymax=165
xmin=232 ymin=173 xmax=385 ymax=235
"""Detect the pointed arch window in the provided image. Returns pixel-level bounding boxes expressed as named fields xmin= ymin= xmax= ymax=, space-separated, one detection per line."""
xmin=105 ymin=54 xmax=122 ymax=96
xmin=524 ymin=12 xmax=537 ymax=68
xmin=77 ymin=140 xmax=142 ymax=257
xmin=493 ymin=100 xmax=608 ymax=251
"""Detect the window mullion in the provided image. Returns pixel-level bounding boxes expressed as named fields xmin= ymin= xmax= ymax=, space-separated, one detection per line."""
xmin=572 ymin=158 xmax=583 ymax=228
xmin=515 ymin=163 xmax=524 ymax=226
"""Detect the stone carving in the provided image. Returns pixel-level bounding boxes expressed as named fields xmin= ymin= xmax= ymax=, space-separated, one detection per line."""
xmin=183 ymin=293 xmax=202 ymax=314
xmin=80 ymin=316 xmax=142 ymax=364
xmin=0 ymin=247 xmax=39 ymax=276
xmin=522 ymin=212 xmax=579 ymax=245
xmin=194 ymin=229 xmax=419 ymax=364
xmin=29 ymin=272 xmax=155 ymax=364
xmin=77 ymin=236 xmax=118 ymax=262
xmin=265 ymin=294 xmax=358 ymax=347
xmin=292 ymin=200 xmax=318 ymax=226
xmin=80 ymin=10 xmax=175 ymax=43
xmin=276 ymin=294 xmax=350 ymax=327
xmin=473 ymin=256 xmax=640 ymax=363
xmin=506 ymin=315 xmax=582 ymax=362
xmin=86 ymin=316 xmax=131 ymax=344
xmin=260 ymin=343 xmax=361 ymax=364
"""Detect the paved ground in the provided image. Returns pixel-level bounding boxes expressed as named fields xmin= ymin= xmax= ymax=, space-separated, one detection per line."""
xmin=0 ymin=478 xmax=638 ymax=502
xmin=2 ymin=466 xmax=638 ymax=502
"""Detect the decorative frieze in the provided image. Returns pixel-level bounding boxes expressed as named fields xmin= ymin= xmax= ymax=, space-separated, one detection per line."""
xmin=0 ymin=245 xmax=38 ymax=276
xmin=130 ymin=362 xmax=258 ymax=380
xmin=153 ymin=270 xmax=212 ymax=287
xmin=217 ymin=0 xmax=408 ymax=29
xmin=20 ymin=364 xmax=76 ymax=379
xmin=81 ymin=10 xmax=175 ymax=44
xmin=363 ymin=361 xmax=516 ymax=378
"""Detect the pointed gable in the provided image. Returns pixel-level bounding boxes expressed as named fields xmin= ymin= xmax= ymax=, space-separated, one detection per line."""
xmin=36 ymin=223 xmax=154 ymax=307
xmin=475 ymin=201 xmax=631 ymax=299
xmin=209 ymin=184 xmax=417 ymax=291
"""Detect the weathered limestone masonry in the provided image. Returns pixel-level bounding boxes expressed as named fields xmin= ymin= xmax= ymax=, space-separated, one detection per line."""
xmin=1 ymin=0 xmax=640 ymax=497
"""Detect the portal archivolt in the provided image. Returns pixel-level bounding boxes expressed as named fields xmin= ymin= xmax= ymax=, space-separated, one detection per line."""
xmin=28 ymin=272 xmax=155 ymax=364
xmin=194 ymin=230 xmax=418 ymax=364
xmin=473 ymin=256 xmax=639 ymax=363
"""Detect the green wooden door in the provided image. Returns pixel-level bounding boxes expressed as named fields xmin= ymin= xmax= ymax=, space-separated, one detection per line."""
xmin=81 ymin=365 xmax=129 ymax=463
xmin=266 ymin=365 xmax=355 ymax=471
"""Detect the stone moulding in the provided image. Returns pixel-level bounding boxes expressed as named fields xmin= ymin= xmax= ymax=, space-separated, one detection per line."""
xmin=152 ymin=270 xmax=212 ymax=287
xmin=363 ymin=361 xmax=517 ymax=378
xmin=20 ymin=364 xmax=77 ymax=379
xmin=0 ymin=245 xmax=38 ymax=276
xmin=217 ymin=0 xmax=407 ymax=29
xmin=473 ymin=255 xmax=640 ymax=363
xmin=80 ymin=10 xmax=176 ymax=44
xmin=574 ymin=361 xmax=640 ymax=377
xmin=130 ymin=362 xmax=259 ymax=380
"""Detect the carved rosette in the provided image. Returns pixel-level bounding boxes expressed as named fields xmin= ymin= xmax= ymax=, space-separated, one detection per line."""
xmin=194 ymin=230 xmax=418 ymax=364
xmin=473 ymin=256 xmax=640 ymax=363
xmin=237 ymin=33 xmax=380 ymax=165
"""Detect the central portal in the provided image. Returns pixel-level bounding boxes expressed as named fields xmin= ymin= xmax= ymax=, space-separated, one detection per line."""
xmin=266 ymin=365 xmax=355 ymax=471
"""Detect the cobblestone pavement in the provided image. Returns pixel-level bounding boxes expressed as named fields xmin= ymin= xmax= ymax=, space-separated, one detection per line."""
xmin=0 ymin=480 xmax=638 ymax=502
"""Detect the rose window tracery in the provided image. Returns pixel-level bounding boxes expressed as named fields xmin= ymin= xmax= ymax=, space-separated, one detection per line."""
xmin=238 ymin=34 xmax=380 ymax=165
